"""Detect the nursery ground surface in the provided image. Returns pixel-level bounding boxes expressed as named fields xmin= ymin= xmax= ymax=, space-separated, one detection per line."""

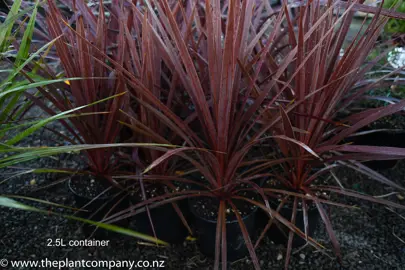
xmin=1 ymin=112 xmax=405 ymax=270
xmin=1 ymin=160 xmax=404 ymax=270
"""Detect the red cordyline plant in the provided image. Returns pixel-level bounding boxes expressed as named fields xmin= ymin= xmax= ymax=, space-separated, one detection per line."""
xmin=97 ymin=1 xmax=303 ymax=268
xmin=20 ymin=0 xmax=197 ymax=221
xmin=21 ymin=0 xmax=131 ymax=182
xmin=14 ymin=0 xmax=198 ymax=241
xmin=242 ymin=0 xmax=405 ymax=268
xmin=98 ymin=0 xmax=352 ymax=268
xmin=109 ymin=1 xmax=405 ymax=269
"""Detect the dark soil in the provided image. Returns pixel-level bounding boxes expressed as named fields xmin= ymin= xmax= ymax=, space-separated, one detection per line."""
xmin=262 ymin=175 xmax=331 ymax=207
xmin=129 ymin=182 xmax=188 ymax=201
xmin=189 ymin=196 xmax=257 ymax=222
xmin=69 ymin=174 xmax=115 ymax=199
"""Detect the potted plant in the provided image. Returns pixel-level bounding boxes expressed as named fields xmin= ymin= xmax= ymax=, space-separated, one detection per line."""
xmin=250 ymin=1 xmax=405 ymax=268
xmin=13 ymin=0 xmax=198 ymax=244
xmin=100 ymin=1 xmax=328 ymax=268
xmin=59 ymin=0 xmax=198 ymax=243
xmin=19 ymin=0 xmax=133 ymax=238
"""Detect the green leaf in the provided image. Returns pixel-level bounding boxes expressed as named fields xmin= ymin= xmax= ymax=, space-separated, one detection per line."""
xmin=0 ymin=35 xmax=62 ymax=89
xmin=0 ymin=0 xmax=23 ymax=51
xmin=0 ymin=196 xmax=169 ymax=245
xmin=0 ymin=143 xmax=178 ymax=168
xmin=15 ymin=0 xmax=39 ymax=66
xmin=0 ymin=77 xmax=108 ymax=100
xmin=5 ymin=92 xmax=127 ymax=146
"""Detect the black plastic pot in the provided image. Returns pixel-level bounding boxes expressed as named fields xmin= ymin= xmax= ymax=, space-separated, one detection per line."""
xmin=188 ymin=197 xmax=257 ymax=262
xmin=348 ymin=129 xmax=405 ymax=170
xmin=129 ymin=197 xmax=190 ymax=244
xmin=68 ymin=175 xmax=129 ymax=239
xmin=262 ymin=201 xmax=321 ymax=248
xmin=257 ymin=172 xmax=328 ymax=247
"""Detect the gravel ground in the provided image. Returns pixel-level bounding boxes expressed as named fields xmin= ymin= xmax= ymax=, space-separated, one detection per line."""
xmin=1 ymin=161 xmax=404 ymax=270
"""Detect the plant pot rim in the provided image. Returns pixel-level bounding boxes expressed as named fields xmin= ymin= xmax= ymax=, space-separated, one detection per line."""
xmin=188 ymin=197 xmax=257 ymax=225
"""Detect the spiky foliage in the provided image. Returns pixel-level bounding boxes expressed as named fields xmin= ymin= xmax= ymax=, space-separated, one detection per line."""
xmin=7 ymin=0 xmax=405 ymax=269
xmin=20 ymin=0 xmax=130 ymax=181
xmin=0 ymin=0 xmax=49 ymax=144
xmin=121 ymin=1 xmax=405 ymax=269
xmin=248 ymin=1 xmax=405 ymax=267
